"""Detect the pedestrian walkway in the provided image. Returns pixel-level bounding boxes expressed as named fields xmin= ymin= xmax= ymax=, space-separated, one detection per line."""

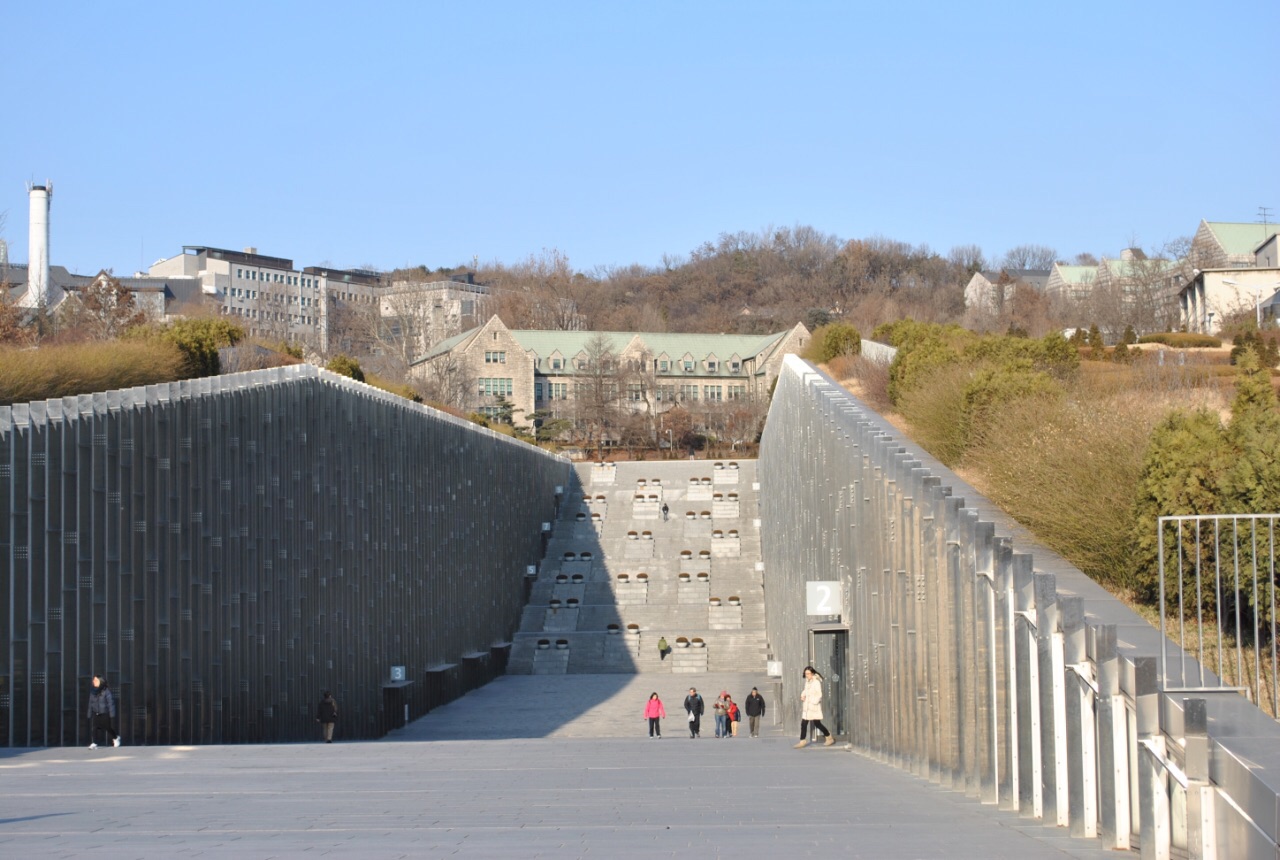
xmin=0 ymin=672 xmax=1118 ymax=858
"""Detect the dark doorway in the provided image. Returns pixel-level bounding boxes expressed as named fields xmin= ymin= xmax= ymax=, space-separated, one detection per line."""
xmin=811 ymin=629 xmax=848 ymax=738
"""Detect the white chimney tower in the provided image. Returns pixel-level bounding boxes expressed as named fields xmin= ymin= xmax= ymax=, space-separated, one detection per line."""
xmin=26 ymin=182 xmax=52 ymax=307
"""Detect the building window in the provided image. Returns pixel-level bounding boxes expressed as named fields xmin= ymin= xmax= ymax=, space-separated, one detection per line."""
xmin=657 ymin=385 xmax=675 ymax=402
xmin=551 ymin=358 xmax=563 ymax=370
xmin=728 ymin=385 xmax=747 ymax=400
xmin=478 ymin=378 xmax=513 ymax=397
xmin=704 ymin=385 xmax=723 ymax=401
xmin=707 ymin=361 xmax=717 ymax=372
xmin=627 ymin=383 xmax=644 ymax=401
xmin=659 ymin=360 xmax=669 ymax=372
xmin=683 ymin=360 xmax=694 ymax=372
xmin=730 ymin=362 xmax=741 ymax=373
xmin=680 ymin=384 xmax=699 ymax=401
xmin=485 ymin=351 xmax=507 ymax=364
xmin=550 ymin=383 xmax=567 ymax=400
xmin=535 ymin=382 xmax=544 ymax=401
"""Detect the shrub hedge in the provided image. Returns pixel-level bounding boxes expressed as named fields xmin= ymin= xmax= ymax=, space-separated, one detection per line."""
xmin=1137 ymin=332 xmax=1222 ymax=348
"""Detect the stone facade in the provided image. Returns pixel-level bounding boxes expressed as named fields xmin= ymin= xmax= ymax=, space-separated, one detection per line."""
xmin=412 ymin=316 xmax=810 ymax=425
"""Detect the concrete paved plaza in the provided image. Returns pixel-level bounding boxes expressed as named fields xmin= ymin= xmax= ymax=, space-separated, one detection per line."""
xmin=0 ymin=673 xmax=1117 ymax=858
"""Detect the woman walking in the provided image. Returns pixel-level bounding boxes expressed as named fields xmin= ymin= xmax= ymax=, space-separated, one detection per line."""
xmin=87 ymin=676 xmax=121 ymax=749
xmin=795 ymin=666 xmax=834 ymax=748
xmin=316 ymin=690 xmax=338 ymax=743
xmin=644 ymin=692 xmax=666 ymax=738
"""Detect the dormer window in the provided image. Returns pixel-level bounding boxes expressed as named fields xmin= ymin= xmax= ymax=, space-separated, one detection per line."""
xmin=683 ymin=360 xmax=694 ymax=372
xmin=730 ymin=362 xmax=740 ymax=372
xmin=707 ymin=360 xmax=717 ymax=372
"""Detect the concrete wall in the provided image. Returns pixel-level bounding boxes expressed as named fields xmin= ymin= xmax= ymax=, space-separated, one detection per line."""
xmin=0 ymin=365 xmax=570 ymax=746
xmin=759 ymin=354 xmax=1280 ymax=857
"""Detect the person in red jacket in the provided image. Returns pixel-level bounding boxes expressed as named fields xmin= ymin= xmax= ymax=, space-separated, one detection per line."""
xmin=644 ymin=692 xmax=667 ymax=738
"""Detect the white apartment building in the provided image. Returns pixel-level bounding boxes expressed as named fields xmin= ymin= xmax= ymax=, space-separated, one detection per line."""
xmin=148 ymin=247 xmax=487 ymax=358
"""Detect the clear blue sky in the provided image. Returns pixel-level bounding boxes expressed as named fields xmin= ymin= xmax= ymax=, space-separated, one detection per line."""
xmin=5 ymin=1 xmax=1277 ymax=277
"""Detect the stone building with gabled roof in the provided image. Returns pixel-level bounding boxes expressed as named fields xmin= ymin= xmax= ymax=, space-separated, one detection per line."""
xmin=963 ymin=269 xmax=1050 ymax=315
xmin=411 ymin=316 xmax=809 ymax=426
xmin=1190 ymin=221 xmax=1280 ymax=270
xmin=1045 ymin=263 xmax=1096 ymax=302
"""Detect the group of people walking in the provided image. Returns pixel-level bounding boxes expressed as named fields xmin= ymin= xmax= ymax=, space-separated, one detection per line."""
xmin=643 ymin=686 xmax=766 ymax=739
xmin=642 ymin=667 xmax=832 ymax=746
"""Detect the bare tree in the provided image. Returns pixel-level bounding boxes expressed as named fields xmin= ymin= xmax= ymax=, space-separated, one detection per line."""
xmin=417 ymin=350 xmax=475 ymax=411
xmin=60 ymin=271 xmax=147 ymax=340
xmin=573 ymin=332 xmax=623 ymax=455
xmin=1001 ymin=244 xmax=1058 ymax=271
xmin=948 ymin=244 xmax=987 ymax=278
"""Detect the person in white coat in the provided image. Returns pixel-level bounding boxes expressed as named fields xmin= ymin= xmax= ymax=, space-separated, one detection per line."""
xmin=794 ymin=665 xmax=833 ymax=748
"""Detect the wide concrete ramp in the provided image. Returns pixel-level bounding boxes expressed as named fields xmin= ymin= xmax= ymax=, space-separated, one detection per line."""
xmin=1 ymin=673 xmax=1116 ymax=857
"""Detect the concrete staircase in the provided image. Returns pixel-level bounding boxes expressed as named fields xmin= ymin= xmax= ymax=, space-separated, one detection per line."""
xmin=508 ymin=459 xmax=768 ymax=675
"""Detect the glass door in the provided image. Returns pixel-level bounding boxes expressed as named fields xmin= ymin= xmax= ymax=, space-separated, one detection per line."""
xmin=811 ymin=630 xmax=848 ymax=738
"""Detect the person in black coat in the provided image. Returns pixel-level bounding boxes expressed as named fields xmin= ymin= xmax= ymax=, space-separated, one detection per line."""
xmin=87 ymin=676 xmax=120 ymax=749
xmin=683 ymin=687 xmax=704 ymax=738
xmin=316 ymin=691 xmax=338 ymax=743
xmin=744 ymin=687 xmax=767 ymax=738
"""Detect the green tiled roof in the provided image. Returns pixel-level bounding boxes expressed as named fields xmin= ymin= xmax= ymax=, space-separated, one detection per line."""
xmin=415 ymin=329 xmax=474 ymax=363
xmin=412 ymin=321 xmax=803 ymax=370
xmin=509 ymin=329 xmax=789 ymax=363
xmin=1052 ymin=264 xmax=1095 ymax=284
xmin=1205 ymin=222 xmax=1280 ymax=256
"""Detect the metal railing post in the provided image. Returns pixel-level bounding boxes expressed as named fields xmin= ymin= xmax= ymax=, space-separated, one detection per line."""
xmin=1136 ymin=657 xmax=1170 ymax=860
xmin=1036 ymin=572 xmax=1069 ymax=827
xmin=1182 ymin=698 xmax=1215 ymax=860
xmin=1062 ymin=596 xmax=1097 ymax=838
xmin=1095 ymin=624 xmax=1131 ymax=849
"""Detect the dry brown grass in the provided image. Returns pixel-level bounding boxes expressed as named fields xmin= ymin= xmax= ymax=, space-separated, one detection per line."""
xmin=826 ymin=354 xmax=892 ymax=413
xmin=0 ymin=340 xmax=185 ymax=406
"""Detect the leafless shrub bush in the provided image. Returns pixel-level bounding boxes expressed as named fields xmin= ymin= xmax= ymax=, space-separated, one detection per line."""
xmin=831 ymin=354 xmax=891 ymax=412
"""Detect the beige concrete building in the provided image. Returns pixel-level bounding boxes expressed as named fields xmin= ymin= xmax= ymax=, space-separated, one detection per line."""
xmin=1178 ymin=222 xmax=1280 ymax=334
xmin=1180 ymin=268 xmax=1280 ymax=334
xmin=148 ymin=246 xmax=486 ymax=357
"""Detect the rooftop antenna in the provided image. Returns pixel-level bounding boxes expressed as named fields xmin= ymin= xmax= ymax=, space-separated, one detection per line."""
xmin=1260 ymin=206 xmax=1273 ymax=230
